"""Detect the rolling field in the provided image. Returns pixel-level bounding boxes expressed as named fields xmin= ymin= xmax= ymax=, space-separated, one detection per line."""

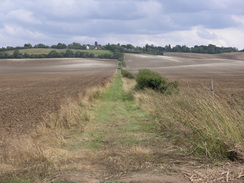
xmin=1 ymin=53 xmax=243 ymax=182
xmin=0 ymin=58 xmax=117 ymax=134
xmin=124 ymin=52 xmax=244 ymax=99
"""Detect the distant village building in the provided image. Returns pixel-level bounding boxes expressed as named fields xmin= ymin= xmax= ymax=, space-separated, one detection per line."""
xmin=86 ymin=42 xmax=102 ymax=50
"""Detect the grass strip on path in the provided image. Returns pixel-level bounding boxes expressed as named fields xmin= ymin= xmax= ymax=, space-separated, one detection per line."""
xmin=54 ymin=71 xmax=180 ymax=181
xmin=51 ymin=70 xmax=191 ymax=183
xmin=65 ymin=70 xmax=159 ymax=155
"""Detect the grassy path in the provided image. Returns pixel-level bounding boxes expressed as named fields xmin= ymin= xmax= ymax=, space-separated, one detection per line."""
xmin=53 ymin=71 xmax=189 ymax=182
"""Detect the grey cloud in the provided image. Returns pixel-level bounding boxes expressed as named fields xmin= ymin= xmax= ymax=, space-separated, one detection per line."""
xmin=0 ymin=0 xmax=244 ymax=48
xmin=197 ymin=27 xmax=218 ymax=40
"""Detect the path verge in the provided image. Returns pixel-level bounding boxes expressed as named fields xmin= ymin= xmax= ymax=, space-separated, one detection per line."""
xmin=52 ymin=71 xmax=190 ymax=182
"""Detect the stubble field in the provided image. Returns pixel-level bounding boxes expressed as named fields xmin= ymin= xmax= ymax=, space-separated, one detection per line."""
xmin=0 ymin=58 xmax=117 ymax=135
xmin=124 ymin=52 xmax=244 ymax=99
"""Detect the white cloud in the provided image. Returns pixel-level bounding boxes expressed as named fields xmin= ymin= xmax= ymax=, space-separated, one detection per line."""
xmin=3 ymin=24 xmax=45 ymax=38
xmin=6 ymin=9 xmax=42 ymax=24
xmin=232 ymin=15 xmax=244 ymax=26
xmin=96 ymin=26 xmax=244 ymax=49
xmin=0 ymin=0 xmax=244 ymax=49
xmin=0 ymin=24 xmax=49 ymax=46
xmin=196 ymin=27 xmax=218 ymax=40
xmin=35 ymin=0 xmax=99 ymax=19
xmin=135 ymin=0 xmax=162 ymax=18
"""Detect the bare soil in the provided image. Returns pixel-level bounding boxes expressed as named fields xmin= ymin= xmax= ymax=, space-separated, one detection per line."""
xmin=0 ymin=58 xmax=117 ymax=134
xmin=124 ymin=53 xmax=244 ymax=99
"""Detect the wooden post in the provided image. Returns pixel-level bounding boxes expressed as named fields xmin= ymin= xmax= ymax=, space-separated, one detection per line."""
xmin=210 ymin=79 xmax=214 ymax=97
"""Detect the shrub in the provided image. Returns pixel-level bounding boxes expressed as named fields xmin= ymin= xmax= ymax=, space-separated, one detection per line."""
xmin=136 ymin=69 xmax=178 ymax=94
xmin=121 ymin=69 xmax=134 ymax=79
xmin=118 ymin=60 xmax=126 ymax=68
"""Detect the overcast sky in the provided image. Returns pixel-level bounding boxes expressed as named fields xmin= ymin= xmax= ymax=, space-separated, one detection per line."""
xmin=1 ymin=0 xmax=244 ymax=49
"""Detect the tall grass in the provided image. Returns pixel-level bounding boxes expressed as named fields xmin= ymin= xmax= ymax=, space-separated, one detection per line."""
xmin=121 ymin=69 xmax=134 ymax=79
xmin=135 ymin=86 xmax=244 ymax=160
xmin=0 ymin=77 xmax=113 ymax=182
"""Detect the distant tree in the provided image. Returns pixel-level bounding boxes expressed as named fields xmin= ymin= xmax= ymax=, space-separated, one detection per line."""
xmin=34 ymin=43 xmax=47 ymax=48
xmin=207 ymin=44 xmax=216 ymax=54
xmin=6 ymin=46 xmax=14 ymax=50
xmin=13 ymin=50 xmax=19 ymax=57
xmin=23 ymin=53 xmax=30 ymax=58
xmin=68 ymin=42 xmax=82 ymax=49
xmin=181 ymin=45 xmax=190 ymax=52
xmin=143 ymin=44 xmax=163 ymax=55
xmin=0 ymin=52 xmax=10 ymax=58
xmin=121 ymin=44 xmax=135 ymax=50
xmin=95 ymin=41 xmax=98 ymax=47
xmin=56 ymin=43 xmax=67 ymax=49
xmin=98 ymin=53 xmax=113 ymax=59
xmin=75 ymin=51 xmax=81 ymax=57
xmin=64 ymin=49 xmax=74 ymax=57
xmin=90 ymin=53 xmax=95 ymax=58
xmin=145 ymin=44 xmax=149 ymax=52
xmin=104 ymin=44 xmax=125 ymax=53
xmin=47 ymin=50 xmax=61 ymax=58
xmin=24 ymin=43 xmax=32 ymax=49
xmin=0 ymin=47 xmax=6 ymax=52
xmin=13 ymin=50 xmax=23 ymax=58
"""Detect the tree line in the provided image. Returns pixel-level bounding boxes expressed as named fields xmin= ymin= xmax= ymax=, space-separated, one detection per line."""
xmin=0 ymin=42 xmax=90 ymax=52
xmin=0 ymin=49 xmax=118 ymax=59
xmin=103 ymin=43 xmax=239 ymax=55
xmin=0 ymin=42 xmax=241 ymax=59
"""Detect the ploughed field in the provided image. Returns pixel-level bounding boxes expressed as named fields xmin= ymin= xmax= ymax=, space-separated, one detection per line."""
xmin=0 ymin=58 xmax=117 ymax=134
xmin=124 ymin=52 xmax=244 ymax=99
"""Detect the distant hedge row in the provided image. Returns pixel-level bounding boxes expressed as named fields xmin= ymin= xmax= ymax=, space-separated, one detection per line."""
xmin=0 ymin=49 xmax=117 ymax=59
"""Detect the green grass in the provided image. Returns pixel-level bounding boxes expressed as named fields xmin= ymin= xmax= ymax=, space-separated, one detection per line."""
xmin=4 ymin=48 xmax=112 ymax=56
xmin=64 ymin=70 xmax=157 ymax=152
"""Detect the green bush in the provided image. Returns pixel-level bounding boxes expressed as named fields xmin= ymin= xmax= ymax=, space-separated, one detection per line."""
xmin=121 ymin=69 xmax=134 ymax=79
xmin=136 ymin=69 xmax=178 ymax=94
xmin=118 ymin=60 xmax=126 ymax=68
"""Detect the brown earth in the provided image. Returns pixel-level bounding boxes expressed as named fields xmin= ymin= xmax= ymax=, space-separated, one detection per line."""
xmin=124 ymin=52 xmax=244 ymax=99
xmin=0 ymin=58 xmax=117 ymax=134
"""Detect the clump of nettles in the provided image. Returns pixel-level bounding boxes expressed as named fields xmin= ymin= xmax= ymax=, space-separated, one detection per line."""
xmin=136 ymin=69 xmax=178 ymax=94
xmin=121 ymin=69 xmax=135 ymax=79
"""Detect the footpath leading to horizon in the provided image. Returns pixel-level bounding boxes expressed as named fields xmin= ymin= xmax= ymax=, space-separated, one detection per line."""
xmin=51 ymin=71 xmax=190 ymax=183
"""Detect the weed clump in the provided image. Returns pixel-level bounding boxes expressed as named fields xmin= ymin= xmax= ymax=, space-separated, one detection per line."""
xmin=121 ymin=69 xmax=134 ymax=79
xmin=118 ymin=60 xmax=126 ymax=68
xmin=136 ymin=69 xmax=178 ymax=94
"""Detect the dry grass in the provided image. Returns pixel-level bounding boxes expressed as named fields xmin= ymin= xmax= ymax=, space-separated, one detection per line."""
xmin=134 ymin=84 xmax=244 ymax=160
xmin=121 ymin=77 xmax=136 ymax=92
xmin=184 ymin=162 xmax=244 ymax=182
xmin=0 ymin=76 xmax=113 ymax=182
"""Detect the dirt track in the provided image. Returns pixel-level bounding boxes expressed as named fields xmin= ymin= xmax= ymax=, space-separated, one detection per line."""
xmin=0 ymin=58 xmax=117 ymax=134
xmin=124 ymin=53 xmax=244 ymax=98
